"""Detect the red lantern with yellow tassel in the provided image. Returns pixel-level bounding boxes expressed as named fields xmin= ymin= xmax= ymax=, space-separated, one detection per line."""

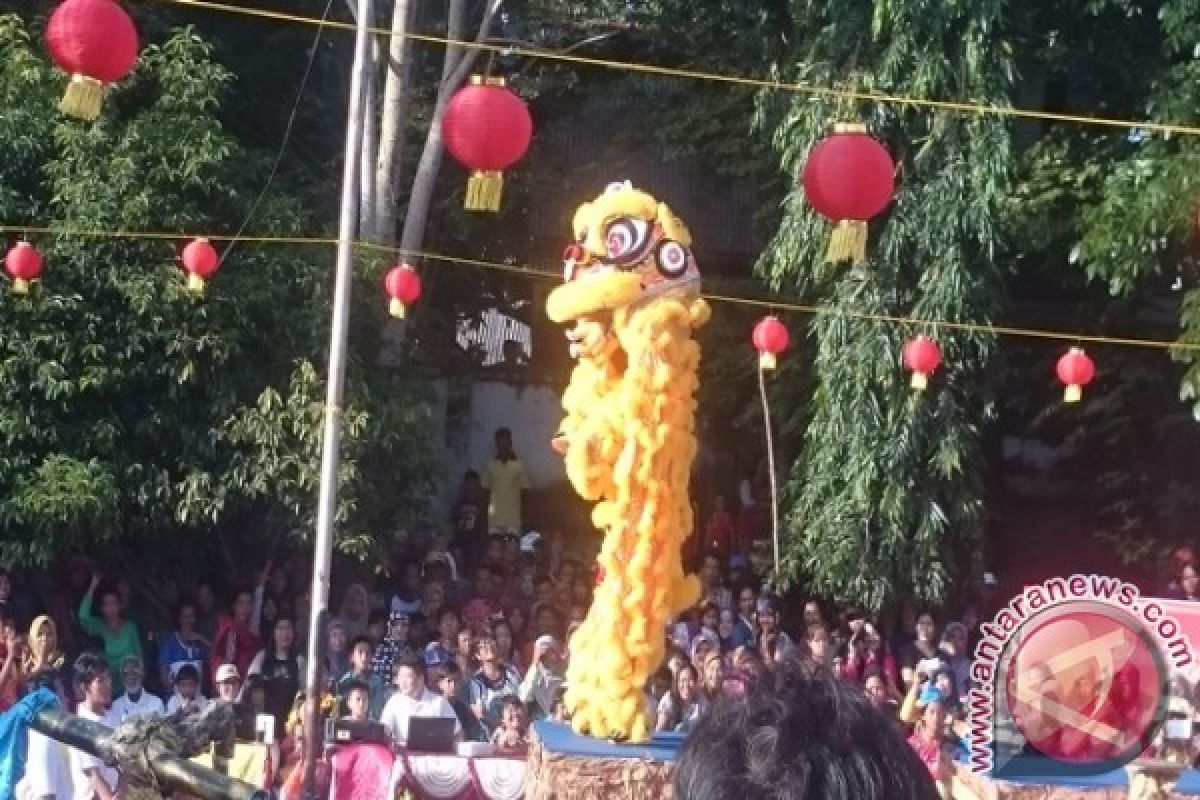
xmin=384 ymin=264 xmax=421 ymax=319
xmin=180 ymin=238 xmax=219 ymax=295
xmin=801 ymin=124 xmax=895 ymax=265
xmin=752 ymin=316 xmax=789 ymax=371
xmin=902 ymin=335 xmax=942 ymax=391
xmin=5 ymin=242 xmax=44 ymax=295
xmin=1056 ymin=347 xmax=1095 ymax=403
xmin=441 ymin=76 xmax=533 ymax=212
xmin=45 ymin=0 xmax=139 ymax=121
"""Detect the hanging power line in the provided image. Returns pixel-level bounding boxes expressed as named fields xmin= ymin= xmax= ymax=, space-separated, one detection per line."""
xmin=139 ymin=0 xmax=1200 ymax=138
xmin=4 ymin=223 xmax=1195 ymax=353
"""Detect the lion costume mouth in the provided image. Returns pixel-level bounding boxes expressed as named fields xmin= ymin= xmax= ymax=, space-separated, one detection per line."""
xmin=546 ymin=270 xmax=642 ymax=324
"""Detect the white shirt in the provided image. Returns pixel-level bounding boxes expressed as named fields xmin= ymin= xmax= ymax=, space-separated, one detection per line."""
xmin=70 ymin=705 xmax=119 ymax=800
xmin=111 ymin=690 xmax=165 ymax=722
xmin=18 ymin=729 xmax=73 ymax=800
xmin=380 ymin=687 xmax=461 ymax=746
xmin=166 ymin=693 xmax=210 ymax=715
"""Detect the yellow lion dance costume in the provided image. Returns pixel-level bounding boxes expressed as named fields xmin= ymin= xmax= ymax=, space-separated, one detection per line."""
xmin=546 ymin=182 xmax=708 ymax=742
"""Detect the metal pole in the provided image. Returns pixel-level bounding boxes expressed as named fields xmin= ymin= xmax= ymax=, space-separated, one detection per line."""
xmin=302 ymin=0 xmax=371 ymax=794
xmin=31 ymin=708 xmax=267 ymax=800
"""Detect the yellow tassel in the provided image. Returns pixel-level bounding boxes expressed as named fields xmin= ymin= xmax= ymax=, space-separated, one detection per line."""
xmin=465 ymin=170 xmax=504 ymax=212
xmin=758 ymin=352 xmax=777 ymax=371
xmin=824 ymin=219 xmax=869 ymax=264
xmin=1064 ymin=384 xmax=1082 ymax=403
xmin=910 ymin=372 xmax=928 ymax=391
xmin=388 ymin=298 xmax=407 ymax=318
xmin=187 ymin=273 xmax=206 ymax=295
xmin=60 ymin=74 xmax=106 ymax=121
xmin=11 ymin=278 xmax=29 ymax=295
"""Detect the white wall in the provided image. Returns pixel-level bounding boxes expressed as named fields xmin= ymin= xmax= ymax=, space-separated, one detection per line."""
xmin=441 ymin=379 xmax=566 ymax=491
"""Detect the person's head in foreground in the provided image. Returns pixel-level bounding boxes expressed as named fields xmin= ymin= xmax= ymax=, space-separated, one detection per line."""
xmin=674 ymin=663 xmax=938 ymax=800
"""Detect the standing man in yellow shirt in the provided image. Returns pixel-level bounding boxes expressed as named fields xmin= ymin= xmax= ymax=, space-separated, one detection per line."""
xmin=482 ymin=428 xmax=529 ymax=537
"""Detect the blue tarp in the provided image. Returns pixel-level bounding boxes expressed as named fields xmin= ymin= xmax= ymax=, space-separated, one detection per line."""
xmin=0 ymin=689 xmax=60 ymax=800
xmin=533 ymin=720 xmax=685 ymax=762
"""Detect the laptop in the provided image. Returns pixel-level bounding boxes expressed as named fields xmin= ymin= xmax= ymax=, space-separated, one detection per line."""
xmin=329 ymin=717 xmax=392 ymax=746
xmin=406 ymin=716 xmax=457 ymax=753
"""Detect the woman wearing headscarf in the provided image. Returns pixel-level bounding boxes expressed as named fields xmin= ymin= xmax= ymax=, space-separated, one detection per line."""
xmin=24 ymin=615 xmax=64 ymax=675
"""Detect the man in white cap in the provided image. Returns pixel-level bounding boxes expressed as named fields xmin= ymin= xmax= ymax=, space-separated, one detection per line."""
xmin=519 ymin=634 xmax=565 ymax=720
xmin=215 ymin=663 xmax=242 ymax=703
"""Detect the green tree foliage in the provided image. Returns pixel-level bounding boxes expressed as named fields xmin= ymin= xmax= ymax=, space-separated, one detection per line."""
xmin=757 ymin=0 xmax=1013 ymax=611
xmin=0 ymin=17 xmax=434 ymax=573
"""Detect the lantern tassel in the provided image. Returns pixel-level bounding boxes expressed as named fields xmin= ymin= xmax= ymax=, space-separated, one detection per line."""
xmin=11 ymin=278 xmax=30 ymax=295
xmin=388 ymin=298 xmax=408 ymax=319
xmin=60 ymin=74 xmax=106 ymax=121
xmin=825 ymin=219 xmax=869 ymax=265
xmin=910 ymin=372 xmax=928 ymax=391
xmin=465 ymin=171 xmax=504 ymax=212
xmin=1064 ymin=384 xmax=1083 ymax=403
xmin=186 ymin=274 xmax=207 ymax=295
xmin=758 ymin=352 xmax=777 ymax=371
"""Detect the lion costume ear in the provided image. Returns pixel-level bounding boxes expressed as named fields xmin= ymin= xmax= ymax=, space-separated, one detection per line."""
xmin=655 ymin=202 xmax=692 ymax=247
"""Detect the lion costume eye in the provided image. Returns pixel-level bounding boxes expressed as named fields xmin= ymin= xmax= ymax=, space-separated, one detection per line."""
xmin=656 ymin=240 xmax=690 ymax=278
xmin=604 ymin=217 xmax=650 ymax=264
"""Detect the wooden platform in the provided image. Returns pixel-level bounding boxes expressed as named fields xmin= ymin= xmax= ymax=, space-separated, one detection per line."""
xmin=525 ymin=722 xmax=681 ymax=800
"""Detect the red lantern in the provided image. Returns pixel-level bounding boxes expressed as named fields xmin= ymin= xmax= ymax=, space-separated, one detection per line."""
xmin=1056 ymin=347 xmax=1095 ymax=403
xmin=441 ymin=76 xmax=533 ymax=212
xmin=801 ymin=123 xmax=895 ymax=265
xmin=5 ymin=242 xmax=44 ymax=295
xmin=384 ymin=264 xmax=421 ymax=319
xmin=45 ymin=0 xmax=139 ymax=121
xmin=752 ymin=316 xmax=789 ymax=371
xmin=902 ymin=335 xmax=942 ymax=391
xmin=180 ymin=238 xmax=219 ymax=294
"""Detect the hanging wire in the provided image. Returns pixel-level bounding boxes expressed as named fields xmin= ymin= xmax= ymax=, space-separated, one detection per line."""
xmin=138 ymin=0 xmax=1200 ymax=138
xmin=2 ymin=223 xmax=1198 ymax=353
xmin=758 ymin=361 xmax=782 ymax=585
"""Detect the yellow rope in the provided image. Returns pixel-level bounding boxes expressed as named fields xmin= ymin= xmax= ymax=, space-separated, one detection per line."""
xmin=140 ymin=0 xmax=1200 ymax=138
xmin=3 ymin=223 xmax=1196 ymax=353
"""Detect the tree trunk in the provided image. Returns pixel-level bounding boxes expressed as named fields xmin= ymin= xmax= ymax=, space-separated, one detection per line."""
xmin=399 ymin=0 xmax=503 ymax=256
xmin=371 ymin=0 xmax=414 ymax=244
xmin=359 ymin=33 xmax=379 ymax=236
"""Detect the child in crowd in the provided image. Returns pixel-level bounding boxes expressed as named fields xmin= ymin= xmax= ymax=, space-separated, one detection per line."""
xmin=341 ymin=680 xmax=371 ymax=723
xmin=437 ymin=660 xmax=485 ymax=742
xmin=489 ymin=695 xmax=530 ymax=753
xmin=167 ymin=664 xmax=209 ymax=715
xmin=341 ymin=635 xmax=387 ymax=719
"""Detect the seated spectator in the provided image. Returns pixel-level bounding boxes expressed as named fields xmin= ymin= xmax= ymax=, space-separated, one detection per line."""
xmin=456 ymin=628 xmax=477 ymax=679
xmin=755 ymin=599 xmax=795 ymax=664
xmin=698 ymin=603 xmax=720 ymax=638
xmin=342 ymin=635 xmax=387 ymax=719
xmin=424 ymin=608 xmax=461 ymax=668
xmin=342 ymin=680 xmax=371 ymax=723
xmin=899 ymin=612 xmax=940 ymax=690
xmin=212 ymin=586 xmax=263 ymax=687
xmin=214 ymin=663 xmax=242 ymax=703
xmin=938 ymin=622 xmax=971 ymax=695
xmin=699 ymin=555 xmax=732 ymax=611
xmin=24 ymin=614 xmax=64 ymax=676
xmin=492 ymin=618 xmax=523 ymax=673
xmin=470 ymin=634 xmax=520 ymax=736
xmin=0 ymin=615 xmax=23 ymax=712
xmin=437 ymin=660 xmax=485 ymax=742
xmin=489 ymin=695 xmax=529 ymax=753
xmin=842 ymin=620 xmax=901 ymax=698
xmin=674 ymin=662 xmax=939 ymax=800
xmin=729 ymin=646 xmax=766 ymax=695
xmin=79 ymin=574 xmax=142 ymax=687
xmin=372 ymin=613 xmax=414 ymax=687
xmin=390 ymin=562 xmax=423 ymax=617
xmin=805 ymin=625 xmax=835 ymax=670
xmin=519 ymin=634 xmax=564 ymax=720
xmin=380 ymin=655 xmax=462 ymax=747
xmin=325 ymin=618 xmax=350 ymax=682
xmin=700 ymin=652 xmax=726 ymax=703
xmin=366 ymin=609 xmax=388 ymax=647
xmin=646 ymin=666 xmax=674 ymax=719
xmin=112 ymin=655 xmax=165 ymax=721
xmin=690 ymin=630 xmax=719 ymax=672
xmin=717 ymin=609 xmax=741 ymax=653
xmin=166 ymin=663 xmax=209 ymax=715
xmin=159 ymin=599 xmax=210 ymax=691
xmin=656 ymin=663 xmax=706 ymax=734
xmin=864 ymin=668 xmax=899 ymax=719
xmin=70 ymin=653 xmax=120 ymax=800
xmin=907 ymin=688 xmax=954 ymax=797
xmin=247 ymin=616 xmax=305 ymax=732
